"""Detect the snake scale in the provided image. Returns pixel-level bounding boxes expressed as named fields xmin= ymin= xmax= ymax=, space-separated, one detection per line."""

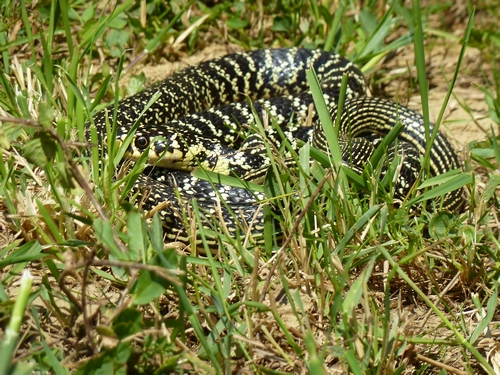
xmin=88 ymin=48 xmax=463 ymax=246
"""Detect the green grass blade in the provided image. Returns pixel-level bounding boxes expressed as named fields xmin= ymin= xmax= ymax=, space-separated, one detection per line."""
xmin=469 ymin=283 xmax=497 ymax=344
xmin=421 ymin=9 xmax=475 ymax=176
xmin=335 ymin=205 xmax=381 ymax=259
xmin=407 ymin=173 xmax=472 ymax=207
xmin=192 ymin=169 xmax=263 ymax=193
xmin=306 ymin=68 xmax=342 ymax=166
xmin=412 ymin=0 xmax=430 ymax=144
xmin=324 ymin=0 xmax=347 ymax=52
xmin=0 ymin=270 xmax=33 ymax=375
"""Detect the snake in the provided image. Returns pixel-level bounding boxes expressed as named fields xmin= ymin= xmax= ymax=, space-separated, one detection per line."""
xmin=88 ymin=48 xmax=464 ymax=246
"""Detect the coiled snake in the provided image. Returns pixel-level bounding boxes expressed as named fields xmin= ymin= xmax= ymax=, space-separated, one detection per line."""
xmin=89 ymin=48 xmax=463 ymax=246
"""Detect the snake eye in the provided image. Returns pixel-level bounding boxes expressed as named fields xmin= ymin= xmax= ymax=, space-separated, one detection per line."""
xmin=135 ymin=136 xmax=149 ymax=149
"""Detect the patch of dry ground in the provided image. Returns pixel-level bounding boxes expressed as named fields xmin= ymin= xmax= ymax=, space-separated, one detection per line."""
xmin=380 ymin=40 xmax=491 ymax=149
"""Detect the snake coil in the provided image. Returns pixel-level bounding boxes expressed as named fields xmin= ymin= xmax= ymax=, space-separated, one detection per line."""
xmin=88 ymin=48 xmax=464 ymax=246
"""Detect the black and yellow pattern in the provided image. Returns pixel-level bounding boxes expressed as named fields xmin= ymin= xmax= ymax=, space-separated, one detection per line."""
xmin=88 ymin=48 xmax=463 ymax=245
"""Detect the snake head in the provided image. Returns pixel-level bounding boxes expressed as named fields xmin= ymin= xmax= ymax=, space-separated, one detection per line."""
xmin=126 ymin=130 xmax=188 ymax=168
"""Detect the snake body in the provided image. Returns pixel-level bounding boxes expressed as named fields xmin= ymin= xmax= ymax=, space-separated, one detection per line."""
xmin=89 ymin=48 xmax=463 ymax=245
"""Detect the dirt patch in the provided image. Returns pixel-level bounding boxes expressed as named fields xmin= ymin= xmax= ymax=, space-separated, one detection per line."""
xmin=379 ymin=40 xmax=491 ymax=149
xmin=120 ymin=44 xmax=241 ymax=87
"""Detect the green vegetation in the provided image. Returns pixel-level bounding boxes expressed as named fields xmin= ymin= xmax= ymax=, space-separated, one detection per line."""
xmin=1 ymin=0 xmax=499 ymax=373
